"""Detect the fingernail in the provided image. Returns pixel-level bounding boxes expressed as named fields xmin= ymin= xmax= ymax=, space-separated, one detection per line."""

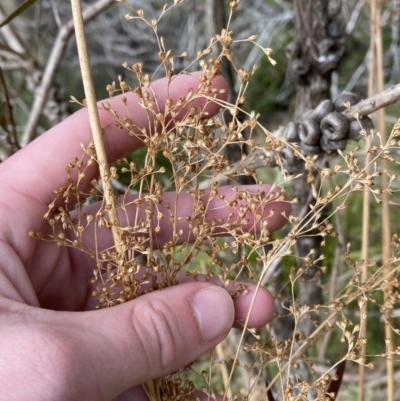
xmin=191 ymin=287 xmax=234 ymax=341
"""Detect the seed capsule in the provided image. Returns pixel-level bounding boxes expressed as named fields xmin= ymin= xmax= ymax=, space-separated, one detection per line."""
xmin=284 ymin=122 xmax=300 ymax=142
xmin=320 ymin=111 xmax=349 ymax=140
xmin=333 ymin=92 xmax=361 ymax=112
xmin=299 ymin=118 xmax=321 ymax=145
xmin=312 ymin=99 xmax=335 ymax=122
xmin=348 ymin=117 xmax=374 ymax=140
xmin=300 ymin=143 xmax=321 ymax=156
xmin=320 ymin=135 xmax=347 ymax=154
xmin=280 ymin=146 xmax=302 ymax=172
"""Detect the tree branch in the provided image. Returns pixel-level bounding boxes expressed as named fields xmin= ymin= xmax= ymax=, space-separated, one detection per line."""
xmin=198 ymin=82 xmax=400 ymax=188
xmin=344 ymin=82 xmax=400 ymax=120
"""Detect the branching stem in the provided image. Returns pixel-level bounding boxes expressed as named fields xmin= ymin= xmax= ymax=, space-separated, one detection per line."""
xmin=70 ymin=0 xmax=123 ymax=258
xmin=344 ymin=82 xmax=400 ymax=121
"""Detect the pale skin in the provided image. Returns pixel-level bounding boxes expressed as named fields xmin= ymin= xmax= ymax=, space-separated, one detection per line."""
xmin=0 ymin=73 xmax=290 ymax=400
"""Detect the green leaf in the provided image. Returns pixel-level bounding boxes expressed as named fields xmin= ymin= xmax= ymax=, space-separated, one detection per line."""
xmin=0 ymin=0 xmax=40 ymax=28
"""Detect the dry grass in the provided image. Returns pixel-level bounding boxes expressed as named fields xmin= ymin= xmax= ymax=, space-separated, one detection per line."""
xmin=28 ymin=1 xmax=400 ymax=400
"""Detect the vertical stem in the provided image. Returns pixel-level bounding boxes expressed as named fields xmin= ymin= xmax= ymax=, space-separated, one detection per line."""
xmin=70 ymin=0 xmax=123 ymax=258
xmin=358 ymin=1 xmax=375 ymax=398
xmin=375 ymin=1 xmax=394 ymax=399
xmin=0 ymin=67 xmax=19 ymax=152
xmin=358 ymin=155 xmax=370 ymax=401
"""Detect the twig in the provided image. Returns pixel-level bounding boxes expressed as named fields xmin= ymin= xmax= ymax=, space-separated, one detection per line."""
xmin=344 ymin=82 xmax=400 ymax=121
xmin=0 ymin=5 xmax=28 ymax=56
xmin=345 ymin=0 xmax=366 ymax=35
xmin=216 ymin=332 xmax=233 ymax=398
xmin=264 ymin=263 xmax=400 ymax=395
xmin=343 ymin=50 xmax=369 ymax=93
xmin=201 ymin=81 xmax=400 ymax=186
xmin=358 ymin=146 xmax=370 ymax=401
xmin=224 ymin=240 xmax=294 ymax=400
xmin=0 ymin=67 xmax=19 ymax=151
xmin=70 ymin=0 xmax=123 ymax=257
xmin=20 ymin=0 xmax=114 ymax=147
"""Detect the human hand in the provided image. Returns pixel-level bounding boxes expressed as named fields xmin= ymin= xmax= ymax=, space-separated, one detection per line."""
xmin=0 ymin=72 xmax=290 ymax=400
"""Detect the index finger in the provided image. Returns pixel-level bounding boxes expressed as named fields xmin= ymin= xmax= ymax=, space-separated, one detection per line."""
xmin=1 ymin=72 xmax=228 ymax=210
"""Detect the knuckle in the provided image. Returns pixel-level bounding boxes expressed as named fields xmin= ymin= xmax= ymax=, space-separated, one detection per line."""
xmin=132 ymin=300 xmax=185 ymax=372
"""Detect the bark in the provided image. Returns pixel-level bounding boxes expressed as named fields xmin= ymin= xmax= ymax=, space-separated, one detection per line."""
xmin=292 ymin=0 xmax=337 ymax=334
xmin=293 ymin=0 xmax=336 ymax=117
xmin=205 ymin=0 xmax=236 ymax=95
xmin=278 ymin=0 xmax=345 ymax=396
xmin=205 ymin=0 xmax=254 ymax=183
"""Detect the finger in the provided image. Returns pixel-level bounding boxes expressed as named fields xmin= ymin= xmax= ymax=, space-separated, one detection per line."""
xmin=31 ymin=183 xmax=289 ymax=312
xmin=115 ymin=386 xmax=227 ymax=401
xmin=77 ymin=184 xmax=290 ymax=254
xmin=232 ymin=283 xmax=274 ymax=328
xmin=113 ymin=386 xmax=148 ymax=401
xmin=179 ymin=275 xmax=275 ymax=329
xmin=66 ymin=183 xmax=289 ymax=301
xmin=1 ymin=73 xmax=228 ymax=223
xmin=84 ymin=266 xmax=275 ymax=329
xmin=62 ymin=282 xmax=235 ymax=400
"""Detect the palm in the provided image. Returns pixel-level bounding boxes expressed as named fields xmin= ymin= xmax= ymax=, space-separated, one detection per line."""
xmin=0 ymin=74 xmax=224 ymax=309
xmin=0 ymin=74 xmax=292 ymax=401
xmin=0 ymin=74 xmax=290 ymax=314
xmin=0 ymin=180 xmax=92 ymax=310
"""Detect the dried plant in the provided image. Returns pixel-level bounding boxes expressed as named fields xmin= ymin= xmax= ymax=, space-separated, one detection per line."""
xmin=26 ymin=1 xmax=400 ymax=400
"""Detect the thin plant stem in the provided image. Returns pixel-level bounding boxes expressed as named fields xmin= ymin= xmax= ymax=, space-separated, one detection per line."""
xmin=215 ymin=341 xmax=233 ymax=398
xmin=224 ymin=240 xmax=294 ymax=400
xmin=20 ymin=0 xmax=114 ymax=147
xmin=0 ymin=67 xmax=19 ymax=151
xmin=358 ymin=1 xmax=377 ymax=398
xmin=376 ymin=2 xmax=395 ymax=399
xmin=199 ymin=259 xmax=233 ymax=398
xmin=358 ymin=0 xmax=383 ymax=401
xmin=358 ymin=146 xmax=370 ymax=401
xmin=70 ymin=0 xmax=123 ymax=258
xmin=264 ymin=262 xmax=400 ymax=396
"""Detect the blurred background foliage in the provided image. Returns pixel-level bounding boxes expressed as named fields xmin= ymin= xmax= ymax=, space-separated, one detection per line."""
xmin=1 ymin=1 xmax=398 ymax=134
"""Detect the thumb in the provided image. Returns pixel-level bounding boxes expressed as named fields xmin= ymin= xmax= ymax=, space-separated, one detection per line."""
xmin=71 ymin=283 xmax=234 ymax=399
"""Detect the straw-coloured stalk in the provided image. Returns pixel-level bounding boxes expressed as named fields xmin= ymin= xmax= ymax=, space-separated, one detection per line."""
xmin=358 ymin=1 xmax=377 ymax=398
xmin=375 ymin=2 xmax=395 ymax=400
xmin=30 ymin=2 xmax=400 ymax=399
xmin=70 ymin=0 xmax=123 ymax=258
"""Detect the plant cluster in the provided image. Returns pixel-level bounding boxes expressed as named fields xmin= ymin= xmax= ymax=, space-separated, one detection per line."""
xmin=29 ymin=1 xmax=400 ymax=400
